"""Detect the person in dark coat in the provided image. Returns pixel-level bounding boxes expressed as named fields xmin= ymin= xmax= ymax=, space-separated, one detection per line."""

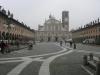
xmin=70 ymin=41 xmax=72 ymax=47
xmin=74 ymin=43 xmax=76 ymax=49
xmin=0 ymin=41 xmax=6 ymax=54
xmin=60 ymin=41 xmax=62 ymax=46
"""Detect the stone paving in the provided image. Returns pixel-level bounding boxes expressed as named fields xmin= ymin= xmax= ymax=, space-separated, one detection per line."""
xmin=66 ymin=43 xmax=100 ymax=52
xmin=0 ymin=42 xmax=65 ymax=75
xmin=50 ymin=51 xmax=89 ymax=75
xmin=0 ymin=42 xmax=100 ymax=75
xmin=0 ymin=42 xmax=62 ymax=58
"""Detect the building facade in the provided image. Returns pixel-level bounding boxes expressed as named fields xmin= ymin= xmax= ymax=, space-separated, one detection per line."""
xmin=72 ymin=19 xmax=100 ymax=44
xmin=0 ymin=9 xmax=35 ymax=44
xmin=36 ymin=11 xmax=70 ymax=42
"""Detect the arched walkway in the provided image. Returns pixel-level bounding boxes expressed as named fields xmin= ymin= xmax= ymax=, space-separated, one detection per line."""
xmin=2 ymin=32 xmax=6 ymax=40
xmin=0 ymin=31 xmax=1 ymax=40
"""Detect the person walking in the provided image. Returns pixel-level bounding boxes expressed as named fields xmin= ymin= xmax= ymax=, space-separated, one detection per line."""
xmin=60 ymin=41 xmax=63 ymax=46
xmin=28 ymin=43 xmax=33 ymax=50
xmin=5 ymin=42 xmax=10 ymax=53
xmin=0 ymin=41 xmax=6 ymax=54
xmin=69 ymin=41 xmax=72 ymax=47
xmin=73 ymin=43 xmax=76 ymax=49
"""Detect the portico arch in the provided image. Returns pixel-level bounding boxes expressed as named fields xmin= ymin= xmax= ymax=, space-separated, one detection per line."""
xmin=2 ymin=32 xmax=6 ymax=40
xmin=0 ymin=31 xmax=1 ymax=40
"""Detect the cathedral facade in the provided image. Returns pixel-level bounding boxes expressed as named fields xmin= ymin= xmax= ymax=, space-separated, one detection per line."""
xmin=36 ymin=11 xmax=71 ymax=42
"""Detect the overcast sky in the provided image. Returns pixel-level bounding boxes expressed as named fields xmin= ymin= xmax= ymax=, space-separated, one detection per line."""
xmin=0 ymin=0 xmax=100 ymax=30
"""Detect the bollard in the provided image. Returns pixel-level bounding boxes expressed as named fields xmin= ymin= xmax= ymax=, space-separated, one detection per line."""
xmin=96 ymin=61 xmax=100 ymax=75
xmin=83 ymin=55 xmax=88 ymax=66
xmin=89 ymin=53 xmax=93 ymax=60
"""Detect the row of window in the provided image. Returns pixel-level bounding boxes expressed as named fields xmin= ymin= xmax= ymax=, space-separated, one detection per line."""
xmin=74 ymin=27 xmax=100 ymax=36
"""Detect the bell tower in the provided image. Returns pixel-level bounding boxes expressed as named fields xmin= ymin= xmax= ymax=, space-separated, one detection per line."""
xmin=62 ymin=11 xmax=69 ymax=32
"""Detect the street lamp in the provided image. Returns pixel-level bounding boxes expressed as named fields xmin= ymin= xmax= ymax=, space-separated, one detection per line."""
xmin=33 ymin=30 xmax=36 ymax=45
xmin=4 ymin=14 xmax=14 ymax=44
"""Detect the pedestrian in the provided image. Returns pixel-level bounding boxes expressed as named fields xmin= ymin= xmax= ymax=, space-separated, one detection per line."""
xmin=5 ymin=42 xmax=10 ymax=53
xmin=69 ymin=41 xmax=72 ymax=47
xmin=60 ymin=41 xmax=62 ymax=46
xmin=5 ymin=42 xmax=8 ymax=53
xmin=0 ymin=41 xmax=6 ymax=54
xmin=16 ymin=41 xmax=19 ymax=50
xmin=74 ymin=43 xmax=76 ymax=49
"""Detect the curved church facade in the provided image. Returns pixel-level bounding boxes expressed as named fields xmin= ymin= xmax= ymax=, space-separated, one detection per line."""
xmin=36 ymin=11 xmax=71 ymax=42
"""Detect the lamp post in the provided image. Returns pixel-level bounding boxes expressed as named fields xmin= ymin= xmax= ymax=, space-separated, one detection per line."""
xmin=7 ymin=16 xmax=11 ymax=43
xmin=33 ymin=30 xmax=36 ymax=45
xmin=4 ymin=14 xmax=14 ymax=44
